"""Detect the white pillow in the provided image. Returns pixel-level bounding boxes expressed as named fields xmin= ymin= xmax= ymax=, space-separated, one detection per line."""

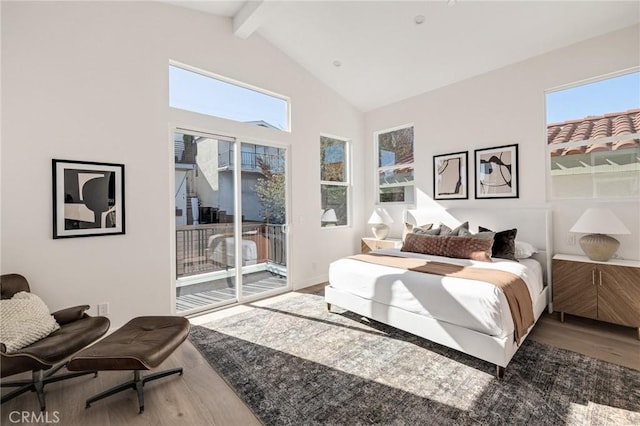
xmin=515 ymin=241 xmax=538 ymax=259
xmin=0 ymin=292 xmax=60 ymax=352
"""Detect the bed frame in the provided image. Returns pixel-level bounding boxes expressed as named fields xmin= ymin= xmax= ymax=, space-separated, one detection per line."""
xmin=325 ymin=207 xmax=552 ymax=378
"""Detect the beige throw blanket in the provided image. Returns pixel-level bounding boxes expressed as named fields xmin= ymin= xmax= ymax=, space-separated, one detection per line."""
xmin=348 ymin=253 xmax=535 ymax=344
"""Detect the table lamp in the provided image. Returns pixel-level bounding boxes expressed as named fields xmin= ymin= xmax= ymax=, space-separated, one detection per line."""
xmin=321 ymin=208 xmax=338 ymax=227
xmin=569 ymin=207 xmax=630 ymax=261
xmin=368 ymin=208 xmax=393 ymax=240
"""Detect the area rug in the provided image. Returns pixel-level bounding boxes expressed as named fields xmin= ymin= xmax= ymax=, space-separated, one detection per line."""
xmin=189 ymin=291 xmax=640 ymax=425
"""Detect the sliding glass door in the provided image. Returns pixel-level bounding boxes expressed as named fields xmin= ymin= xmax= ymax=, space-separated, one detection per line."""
xmin=174 ymin=131 xmax=289 ymax=314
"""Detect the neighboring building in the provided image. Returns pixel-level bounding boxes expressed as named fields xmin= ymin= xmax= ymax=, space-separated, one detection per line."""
xmin=547 ymin=109 xmax=640 ymax=199
xmin=174 ymin=134 xmax=285 ymax=226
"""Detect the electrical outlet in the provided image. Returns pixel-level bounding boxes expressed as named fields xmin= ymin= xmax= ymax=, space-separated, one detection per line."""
xmin=98 ymin=302 xmax=109 ymax=316
xmin=567 ymin=233 xmax=576 ymax=246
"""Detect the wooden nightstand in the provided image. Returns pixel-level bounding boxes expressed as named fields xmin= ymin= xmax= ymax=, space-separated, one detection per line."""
xmin=361 ymin=237 xmax=402 ymax=254
xmin=552 ymin=254 xmax=640 ymax=339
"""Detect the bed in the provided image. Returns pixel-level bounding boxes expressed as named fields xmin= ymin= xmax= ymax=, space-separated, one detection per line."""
xmin=325 ymin=207 xmax=552 ymax=377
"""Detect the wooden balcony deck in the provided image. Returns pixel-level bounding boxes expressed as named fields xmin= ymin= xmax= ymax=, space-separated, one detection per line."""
xmin=176 ymin=271 xmax=286 ymax=312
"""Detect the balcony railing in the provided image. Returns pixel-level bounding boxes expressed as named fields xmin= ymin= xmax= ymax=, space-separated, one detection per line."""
xmin=176 ymin=222 xmax=286 ymax=278
xmin=218 ymin=150 xmax=285 ymax=173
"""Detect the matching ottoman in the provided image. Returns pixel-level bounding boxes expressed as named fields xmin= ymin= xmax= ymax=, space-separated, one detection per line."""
xmin=68 ymin=316 xmax=190 ymax=413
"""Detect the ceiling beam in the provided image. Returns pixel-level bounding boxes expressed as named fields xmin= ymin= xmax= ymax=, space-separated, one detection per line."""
xmin=233 ymin=1 xmax=270 ymax=39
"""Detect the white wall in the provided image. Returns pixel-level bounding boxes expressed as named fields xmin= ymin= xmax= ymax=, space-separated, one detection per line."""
xmin=1 ymin=2 xmax=364 ymax=328
xmin=364 ymin=25 xmax=640 ymax=261
xmin=3 ymin=3 xmax=637 ymax=330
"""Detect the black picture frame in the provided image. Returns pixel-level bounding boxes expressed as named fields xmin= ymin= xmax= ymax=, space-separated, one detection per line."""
xmin=474 ymin=144 xmax=519 ymax=199
xmin=52 ymin=159 xmax=125 ymax=239
xmin=433 ymin=151 xmax=468 ymax=200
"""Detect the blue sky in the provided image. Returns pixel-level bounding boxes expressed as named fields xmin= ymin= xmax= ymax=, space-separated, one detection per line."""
xmin=546 ymin=71 xmax=640 ymax=124
xmin=324 ymin=144 xmax=344 ymax=163
xmin=171 ymin=64 xmax=638 ymax=129
xmin=170 ymin=65 xmax=288 ymax=130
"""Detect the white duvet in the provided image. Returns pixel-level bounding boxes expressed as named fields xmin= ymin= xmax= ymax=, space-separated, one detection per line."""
xmin=207 ymin=237 xmax=258 ymax=267
xmin=328 ymin=248 xmax=544 ymax=338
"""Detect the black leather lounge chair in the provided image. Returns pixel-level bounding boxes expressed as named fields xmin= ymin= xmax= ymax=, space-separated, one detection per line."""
xmin=1 ymin=273 xmax=110 ymax=411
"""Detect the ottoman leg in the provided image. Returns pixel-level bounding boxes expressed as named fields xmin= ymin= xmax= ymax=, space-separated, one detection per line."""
xmin=134 ymin=371 xmax=144 ymax=414
xmin=85 ymin=372 xmax=139 ymax=409
xmin=138 ymin=367 xmax=183 ymax=414
xmin=85 ymin=368 xmax=184 ymax=413
xmin=141 ymin=367 xmax=183 ymax=385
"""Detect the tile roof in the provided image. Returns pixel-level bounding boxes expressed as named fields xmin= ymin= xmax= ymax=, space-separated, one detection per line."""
xmin=547 ymin=109 xmax=640 ymax=156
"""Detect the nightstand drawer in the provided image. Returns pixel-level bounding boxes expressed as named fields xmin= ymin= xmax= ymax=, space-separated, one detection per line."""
xmin=361 ymin=237 xmax=402 ymax=254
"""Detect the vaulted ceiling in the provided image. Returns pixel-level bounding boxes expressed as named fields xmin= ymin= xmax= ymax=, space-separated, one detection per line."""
xmin=166 ymin=1 xmax=640 ymax=111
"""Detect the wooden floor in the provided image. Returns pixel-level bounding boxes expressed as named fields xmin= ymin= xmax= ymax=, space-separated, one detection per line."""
xmin=528 ymin=311 xmax=640 ymax=371
xmin=2 ymin=288 xmax=638 ymax=425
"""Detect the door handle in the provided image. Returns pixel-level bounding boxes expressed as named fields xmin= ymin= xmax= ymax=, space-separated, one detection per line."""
xmin=599 ymin=270 xmax=602 ymax=286
xmin=592 ymin=269 xmax=595 ymax=285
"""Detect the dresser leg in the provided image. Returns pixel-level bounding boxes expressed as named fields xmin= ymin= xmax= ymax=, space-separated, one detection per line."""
xmin=560 ymin=312 xmax=564 ymax=323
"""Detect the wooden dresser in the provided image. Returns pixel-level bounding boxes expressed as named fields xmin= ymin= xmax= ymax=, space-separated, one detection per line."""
xmin=552 ymin=254 xmax=640 ymax=339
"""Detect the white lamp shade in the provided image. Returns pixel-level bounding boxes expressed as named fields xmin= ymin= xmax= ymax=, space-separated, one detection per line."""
xmin=569 ymin=208 xmax=630 ymax=235
xmin=368 ymin=208 xmax=394 ymax=225
xmin=321 ymin=208 xmax=338 ymax=223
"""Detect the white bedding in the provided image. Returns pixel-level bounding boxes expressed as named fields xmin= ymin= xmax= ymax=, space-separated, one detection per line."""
xmin=328 ymin=248 xmax=544 ymax=339
xmin=207 ymin=236 xmax=257 ymax=267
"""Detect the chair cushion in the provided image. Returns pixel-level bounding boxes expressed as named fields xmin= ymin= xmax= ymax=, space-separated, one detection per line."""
xmin=0 ymin=292 xmax=60 ymax=352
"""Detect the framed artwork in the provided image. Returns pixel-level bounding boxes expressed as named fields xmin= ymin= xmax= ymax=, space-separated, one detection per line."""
xmin=474 ymin=144 xmax=519 ymax=199
xmin=52 ymin=159 xmax=125 ymax=239
xmin=433 ymin=151 xmax=468 ymax=200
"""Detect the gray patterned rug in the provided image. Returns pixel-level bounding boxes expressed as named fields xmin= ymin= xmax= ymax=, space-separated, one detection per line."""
xmin=189 ymin=291 xmax=640 ymax=425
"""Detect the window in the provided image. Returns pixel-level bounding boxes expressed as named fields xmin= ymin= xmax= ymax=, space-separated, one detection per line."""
xmin=320 ymin=136 xmax=349 ymax=227
xmin=546 ymin=70 xmax=640 ymax=199
xmin=169 ymin=63 xmax=290 ymax=131
xmin=375 ymin=125 xmax=414 ymax=203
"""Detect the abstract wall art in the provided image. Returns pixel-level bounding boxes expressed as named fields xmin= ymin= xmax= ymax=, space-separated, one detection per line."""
xmin=433 ymin=151 xmax=468 ymax=200
xmin=474 ymin=144 xmax=519 ymax=199
xmin=52 ymin=159 xmax=125 ymax=238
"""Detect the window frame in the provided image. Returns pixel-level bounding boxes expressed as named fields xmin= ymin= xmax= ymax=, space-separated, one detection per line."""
xmin=374 ymin=123 xmax=415 ymax=205
xmin=320 ymin=134 xmax=351 ymax=228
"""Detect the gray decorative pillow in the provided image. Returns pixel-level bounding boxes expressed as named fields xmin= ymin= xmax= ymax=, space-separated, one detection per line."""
xmin=413 ymin=225 xmax=440 ymax=235
xmin=458 ymin=228 xmax=495 ymax=241
xmin=403 ymin=222 xmax=433 ymax=242
xmin=0 ymin=292 xmax=60 ymax=352
xmin=439 ymin=221 xmax=469 ymax=236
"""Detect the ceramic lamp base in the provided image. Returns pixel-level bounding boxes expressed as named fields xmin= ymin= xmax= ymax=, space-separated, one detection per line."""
xmin=371 ymin=224 xmax=389 ymax=240
xmin=579 ymin=233 xmax=620 ymax=262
